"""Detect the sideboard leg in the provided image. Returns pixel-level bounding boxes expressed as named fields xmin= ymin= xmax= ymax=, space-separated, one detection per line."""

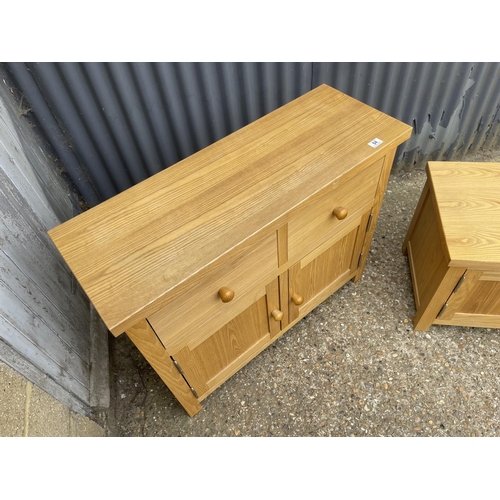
xmin=126 ymin=319 xmax=202 ymax=417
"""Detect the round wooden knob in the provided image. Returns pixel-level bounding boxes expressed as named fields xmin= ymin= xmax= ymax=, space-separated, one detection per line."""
xmin=291 ymin=293 xmax=304 ymax=306
xmin=218 ymin=287 xmax=235 ymax=302
xmin=333 ymin=206 xmax=348 ymax=220
xmin=271 ymin=309 xmax=284 ymax=321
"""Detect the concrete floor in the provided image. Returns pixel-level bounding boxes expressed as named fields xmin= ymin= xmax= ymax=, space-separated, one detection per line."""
xmin=104 ymin=150 xmax=500 ymax=437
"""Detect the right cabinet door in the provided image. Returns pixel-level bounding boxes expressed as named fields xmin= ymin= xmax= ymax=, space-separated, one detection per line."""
xmin=288 ymin=211 xmax=371 ymax=323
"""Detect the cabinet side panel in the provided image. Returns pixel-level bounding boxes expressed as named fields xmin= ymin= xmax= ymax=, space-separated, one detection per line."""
xmin=126 ymin=319 xmax=201 ymax=417
xmin=406 ymin=190 xmax=466 ymax=330
xmin=354 ymin=149 xmax=395 ymax=281
xmin=402 ymin=180 xmax=430 ymax=255
xmin=407 ymin=190 xmax=449 ymax=309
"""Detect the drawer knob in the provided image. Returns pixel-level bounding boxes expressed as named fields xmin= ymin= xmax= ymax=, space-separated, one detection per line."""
xmin=333 ymin=206 xmax=348 ymax=220
xmin=218 ymin=287 xmax=235 ymax=302
xmin=271 ymin=309 xmax=284 ymax=321
xmin=291 ymin=293 xmax=304 ymax=306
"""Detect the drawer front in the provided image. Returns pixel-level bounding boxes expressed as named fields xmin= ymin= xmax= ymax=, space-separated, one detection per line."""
xmin=287 ymin=157 xmax=383 ymax=263
xmin=148 ymin=229 xmax=278 ymax=353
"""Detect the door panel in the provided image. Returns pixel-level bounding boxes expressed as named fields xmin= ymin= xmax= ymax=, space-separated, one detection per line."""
xmin=288 ymin=213 xmax=368 ymax=323
xmin=172 ymin=280 xmax=280 ymax=400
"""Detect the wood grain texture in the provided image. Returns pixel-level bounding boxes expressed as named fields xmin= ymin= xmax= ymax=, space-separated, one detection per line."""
xmin=455 ymin=279 xmax=500 ymax=316
xmin=428 ymin=162 xmax=500 ymax=270
xmin=479 ymin=271 xmax=500 ymax=281
xmin=434 ymin=313 xmax=500 ymax=328
xmin=354 ymin=149 xmax=395 ymax=282
xmin=148 ymin=229 xmax=276 ymax=353
xmin=404 ymin=185 xmax=453 ymax=329
xmin=277 ymin=224 xmax=288 ymax=267
xmin=266 ymin=278 xmax=281 ymax=337
xmin=278 ymin=271 xmax=289 ymax=330
xmin=48 ymin=84 xmax=412 ymax=335
xmin=172 ymin=296 xmax=270 ymax=399
xmin=439 ymin=269 xmax=480 ymax=321
xmin=289 ymin=223 xmax=360 ymax=323
xmin=287 ymin=156 xmax=383 ymax=264
xmin=405 ymin=161 xmax=500 ymax=331
xmin=125 ymin=319 xmax=201 ymax=416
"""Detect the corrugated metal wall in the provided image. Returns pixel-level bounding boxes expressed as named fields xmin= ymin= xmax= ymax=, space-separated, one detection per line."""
xmin=6 ymin=62 xmax=500 ymax=208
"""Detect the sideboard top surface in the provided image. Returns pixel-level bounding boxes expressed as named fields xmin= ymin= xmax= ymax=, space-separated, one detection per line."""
xmin=428 ymin=161 xmax=500 ymax=270
xmin=49 ymin=84 xmax=412 ymax=334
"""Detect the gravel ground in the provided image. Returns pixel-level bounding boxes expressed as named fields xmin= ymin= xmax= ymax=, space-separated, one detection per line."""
xmin=101 ymin=149 xmax=500 ymax=437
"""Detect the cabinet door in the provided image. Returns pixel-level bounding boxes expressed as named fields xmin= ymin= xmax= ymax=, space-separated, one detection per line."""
xmin=288 ymin=212 xmax=371 ymax=323
xmin=435 ymin=269 xmax=500 ymax=328
xmin=170 ymin=278 xmax=282 ymax=400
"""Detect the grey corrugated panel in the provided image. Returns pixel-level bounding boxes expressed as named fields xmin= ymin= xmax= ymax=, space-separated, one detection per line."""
xmin=7 ymin=62 xmax=500 ymax=204
xmin=26 ymin=62 xmax=118 ymax=199
xmin=459 ymin=64 xmax=500 ymax=155
xmin=82 ymin=62 xmax=151 ymax=185
xmin=314 ymin=62 xmax=500 ymax=170
xmin=57 ymin=63 xmax=137 ymax=192
xmin=5 ymin=63 xmax=100 ymax=206
xmin=7 ymin=62 xmax=311 ymax=204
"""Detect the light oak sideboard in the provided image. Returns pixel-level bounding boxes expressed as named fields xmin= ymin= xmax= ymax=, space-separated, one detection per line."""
xmin=49 ymin=84 xmax=412 ymax=416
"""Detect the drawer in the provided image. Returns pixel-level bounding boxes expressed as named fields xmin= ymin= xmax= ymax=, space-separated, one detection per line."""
xmin=148 ymin=229 xmax=278 ymax=354
xmin=287 ymin=157 xmax=384 ymax=262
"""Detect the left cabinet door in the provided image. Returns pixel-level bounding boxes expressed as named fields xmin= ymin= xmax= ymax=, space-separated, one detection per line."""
xmin=170 ymin=278 xmax=282 ymax=401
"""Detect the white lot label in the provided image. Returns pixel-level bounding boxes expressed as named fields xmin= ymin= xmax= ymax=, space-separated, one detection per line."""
xmin=368 ymin=138 xmax=383 ymax=148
